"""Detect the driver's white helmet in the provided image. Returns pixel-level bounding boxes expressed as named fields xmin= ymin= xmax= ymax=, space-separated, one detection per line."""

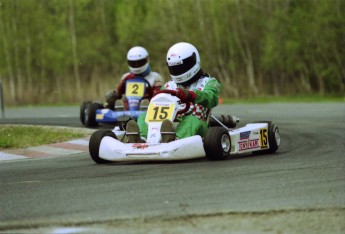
xmin=127 ymin=46 xmax=149 ymax=75
xmin=166 ymin=42 xmax=200 ymax=84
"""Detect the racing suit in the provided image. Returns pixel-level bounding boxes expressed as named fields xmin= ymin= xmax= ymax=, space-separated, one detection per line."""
xmin=137 ymin=74 xmax=221 ymax=139
xmin=106 ymin=67 xmax=163 ymax=109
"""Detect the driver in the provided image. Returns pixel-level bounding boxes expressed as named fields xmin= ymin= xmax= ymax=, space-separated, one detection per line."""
xmin=126 ymin=42 xmax=221 ymax=143
xmin=105 ymin=46 xmax=163 ymax=109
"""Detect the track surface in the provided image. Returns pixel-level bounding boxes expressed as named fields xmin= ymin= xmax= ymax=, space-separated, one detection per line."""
xmin=0 ymin=103 xmax=344 ymax=233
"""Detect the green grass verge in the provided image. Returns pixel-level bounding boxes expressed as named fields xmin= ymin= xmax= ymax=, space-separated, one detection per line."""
xmin=0 ymin=126 xmax=88 ymax=150
xmin=3 ymin=95 xmax=344 ymax=107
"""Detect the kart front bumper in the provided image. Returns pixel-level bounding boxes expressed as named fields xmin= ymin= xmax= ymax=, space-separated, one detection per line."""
xmin=99 ymin=135 xmax=206 ymax=162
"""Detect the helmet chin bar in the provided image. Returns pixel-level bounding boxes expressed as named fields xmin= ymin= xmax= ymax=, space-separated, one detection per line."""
xmin=171 ymin=65 xmax=200 ymax=84
xmin=129 ymin=63 xmax=149 ymax=75
xmin=178 ymin=69 xmax=205 ymax=87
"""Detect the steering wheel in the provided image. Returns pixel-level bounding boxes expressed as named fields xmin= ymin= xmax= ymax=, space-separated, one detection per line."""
xmin=153 ymin=90 xmax=191 ymax=115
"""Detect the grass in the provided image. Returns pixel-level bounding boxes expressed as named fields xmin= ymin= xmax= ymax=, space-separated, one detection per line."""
xmin=3 ymin=94 xmax=344 ymax=107
xmin=0 ymin=126 xmax=88 ymax=150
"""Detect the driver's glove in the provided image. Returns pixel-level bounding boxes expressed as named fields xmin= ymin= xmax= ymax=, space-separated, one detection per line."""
xmin=176 ymin=87 xmax=196 ymax=103
xmin=105 ymin=90 xmax=121 ymax=108
xmin=105 ymin=90 xmax=121 ymax=101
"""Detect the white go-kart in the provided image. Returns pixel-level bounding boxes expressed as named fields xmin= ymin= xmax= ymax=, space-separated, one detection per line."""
xmin=89 ymin=90 xmax=280 ymax=163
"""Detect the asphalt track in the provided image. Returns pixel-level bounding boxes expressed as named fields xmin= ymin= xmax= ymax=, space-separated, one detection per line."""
xmin=0 ymin=103 xmax=344 ymax=233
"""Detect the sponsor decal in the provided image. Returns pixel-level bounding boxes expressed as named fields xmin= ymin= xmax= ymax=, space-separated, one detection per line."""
xmin=96 ymin=114 xmax=104 ymax=120
xmin=129 ymin=99 xmax=140 ymax=105
xmin=240 ymin=131 xmax=251 ymax=140
xmin=111 ymin=112 xmax=120 ymax=118
xmin=239 ymin=139 xmax=259 ymax=151
xmin=132 ymin=143 xmax=149 ymax=149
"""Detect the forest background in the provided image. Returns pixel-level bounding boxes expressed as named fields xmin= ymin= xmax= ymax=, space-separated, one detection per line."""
xmin=0 ymin=0 xmax=344 ymax=105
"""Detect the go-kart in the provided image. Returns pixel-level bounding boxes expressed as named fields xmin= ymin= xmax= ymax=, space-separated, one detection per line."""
xmin=80 ymin=77 xmax=151 ymax=127
xmin=89 ymin=90 xmax=280 ymax=163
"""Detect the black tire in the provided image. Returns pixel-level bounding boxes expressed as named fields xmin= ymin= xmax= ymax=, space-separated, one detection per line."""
xmin=253 ymin=121 xmax=280 ymax=154
xmin=266 ymin=122 xmax=280 ymax=153
xmin=204 ymin=127 xmax=231 ymax=160
xmin=84 ymin=102 xmax=102 ymax=127
xmin=80 ymin=101 xmax=91 ymax=125
xmin=89 ymin=130 xmax=117 ymax=164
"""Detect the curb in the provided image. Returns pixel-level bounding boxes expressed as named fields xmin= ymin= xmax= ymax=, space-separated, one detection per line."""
xmin=0 ymin=138 xmax=90 ymax=161
xmin=0 ymin=125 xmax=96 ymax=162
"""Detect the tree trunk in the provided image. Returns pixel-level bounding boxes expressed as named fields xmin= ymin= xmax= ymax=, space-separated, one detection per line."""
xmin=25 ymin=27 xmax=32 ymax=96
xmin=69 ymin=0 xmax=81 ymax=100
xmin=11 ymin=4 xmax=22 ymax=102
xmin=0 ymin=5 xmax=16 ymax=102
xmin=234 ymin=0 xmax=258 ymax=97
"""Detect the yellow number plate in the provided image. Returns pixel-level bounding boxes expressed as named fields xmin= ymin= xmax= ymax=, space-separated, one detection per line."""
xmin=145 ymin=103 xmax=175 ymax=122
xmin=260 ymin=128 xmax=268 ymax=148
xmin=126 ymin=82 xmax=145 ymax=97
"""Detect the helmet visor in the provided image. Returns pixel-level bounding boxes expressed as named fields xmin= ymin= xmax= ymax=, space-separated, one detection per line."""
xmin=128 ymin=58 xmax=148 ymax=68
xmin=167 ymin=53 xmax=196 ymax=76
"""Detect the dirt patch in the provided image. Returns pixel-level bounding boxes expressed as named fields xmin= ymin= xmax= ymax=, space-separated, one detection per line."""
xmin=4 ymin=208 xmax=344 ymax=234
xmin=102 ymin=208 xmax=345 ymax=234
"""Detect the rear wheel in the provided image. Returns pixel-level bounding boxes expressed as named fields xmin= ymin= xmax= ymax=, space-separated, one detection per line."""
xmin=204 ymin=127 xmax=231 ymax=160
xmin=84 ymin=102 xmax=102 ymax=127
xmin=266 ymin=123 xmax=280 ymax=153
xmin=89 ymin=130 xmax=117 ymax=164
xmin=253 ymin=121 xmax=280 ymax=154
xmin=80 ymin=101 xmax=91 ymax=125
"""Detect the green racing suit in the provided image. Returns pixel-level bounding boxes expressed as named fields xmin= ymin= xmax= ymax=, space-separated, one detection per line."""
xmin=137 ymin=75 xmax=221 ymax=139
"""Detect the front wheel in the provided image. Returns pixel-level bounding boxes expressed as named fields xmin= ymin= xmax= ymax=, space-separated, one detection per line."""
xmin=89 ymin=130 xmax=117 ymax=164
xmin=204 ymin=127 xmax=231 ymax=160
